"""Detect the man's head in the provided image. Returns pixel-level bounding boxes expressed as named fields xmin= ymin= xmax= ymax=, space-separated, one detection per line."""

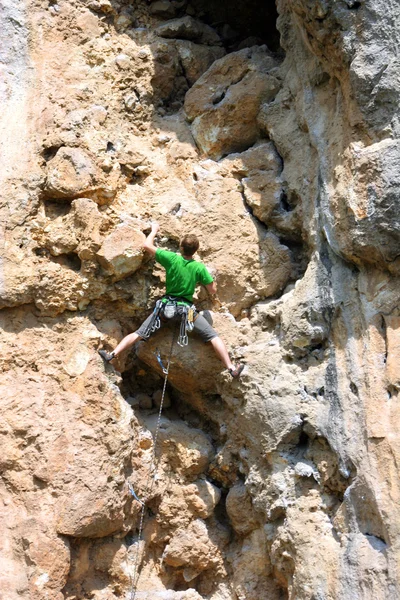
xmin=180 ymin=234 xmax=199 ymax=257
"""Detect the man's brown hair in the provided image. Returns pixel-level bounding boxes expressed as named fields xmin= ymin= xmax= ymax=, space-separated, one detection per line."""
xmin=180 ymin=234 xmax=199 ymax=257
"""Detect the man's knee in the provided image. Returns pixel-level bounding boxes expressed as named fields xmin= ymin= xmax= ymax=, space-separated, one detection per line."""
xmin=200 ymin=310 xmax=213 ymax=326
xmin=193 ymin=314 xmax=218 ymax=343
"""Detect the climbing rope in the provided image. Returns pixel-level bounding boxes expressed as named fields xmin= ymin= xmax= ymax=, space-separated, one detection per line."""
xmin=129 ymin=325 xmax=177 ymax=600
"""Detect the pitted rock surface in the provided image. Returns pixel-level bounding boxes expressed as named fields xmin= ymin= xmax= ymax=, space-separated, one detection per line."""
xmin=1 ymin=0 xmax=400 ymax=599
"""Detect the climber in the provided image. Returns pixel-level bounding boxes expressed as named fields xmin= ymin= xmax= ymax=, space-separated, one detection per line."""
xmin=99 ymin=222 xmax=244 ymax=378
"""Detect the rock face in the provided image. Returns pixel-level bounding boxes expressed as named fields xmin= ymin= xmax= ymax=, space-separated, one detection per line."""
xmin=1 ymin=0 xmax=400 ymax=599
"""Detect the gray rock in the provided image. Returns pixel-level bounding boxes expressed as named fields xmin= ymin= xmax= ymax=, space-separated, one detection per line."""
xmin=155 ymin=16 xmax=221 ymax=46
xmin=153 ymin=388 xmax=171 ymax=408
xmin=149 ymin=0 xmax=176 ymax=18
xmin=136 ymin=392 xmax=153 ymax=409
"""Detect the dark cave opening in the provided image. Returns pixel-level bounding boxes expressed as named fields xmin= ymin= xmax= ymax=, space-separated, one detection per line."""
xmin=188 ymin=0 xmax=281 ymax=51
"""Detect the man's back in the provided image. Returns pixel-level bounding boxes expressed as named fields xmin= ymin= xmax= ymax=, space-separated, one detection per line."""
xmin=155 ymin=249 xmax=213 ymax=302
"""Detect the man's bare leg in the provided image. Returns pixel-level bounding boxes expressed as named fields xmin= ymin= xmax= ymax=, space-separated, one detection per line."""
xmin=113 ymin=332 xmax=142 ymax=356
xmin=210 ymin=336 xmax=236 ymax=371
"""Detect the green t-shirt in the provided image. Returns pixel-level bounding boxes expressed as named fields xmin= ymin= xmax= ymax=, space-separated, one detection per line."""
xmin=155 ymin=249 xmax=213 ymax=302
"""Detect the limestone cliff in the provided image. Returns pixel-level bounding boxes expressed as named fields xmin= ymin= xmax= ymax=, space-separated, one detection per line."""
xmin=1 ymin=1 xmax=399 ymax=599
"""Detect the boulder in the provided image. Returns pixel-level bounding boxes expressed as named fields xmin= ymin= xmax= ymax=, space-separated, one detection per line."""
xmin=136 ymin=392 xmax=153 ymax=409
xmin=44 ymin=147 xmax=113 ymax=203
xmin=43 ymin=198 xmax=107 ymax=260
xmin=149 ymin=0 xmax=177 ymax=18
xmin=176 ymin=40 xmax=226 ymax=86
xmin=56 ymin=491 xmax=126 ymax=538
xmin=226 ymin=482 xmax=259 ymax=535
xmin=155 ymin=16 xmax=221 ymax=46
xmin=96 ymin=224 xmax=145 ymax=280
xmin=153 ymin=388 xmax=171 ymax=408
xmin=141 ymin=414 xmax=214 ymax=479
xmin=157 ymin=480 xmax=220 ymax=527
xmin=184 ymin=47 xmax=280 ymax=159
xmin=163 ymin=519 xmax=223 ymax=572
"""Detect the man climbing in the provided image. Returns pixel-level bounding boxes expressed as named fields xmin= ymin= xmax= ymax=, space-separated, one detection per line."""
xmin=99 ymin=222 xmax=244 ymax=378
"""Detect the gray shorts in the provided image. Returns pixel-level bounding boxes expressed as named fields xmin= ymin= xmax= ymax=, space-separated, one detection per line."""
xmin=135 ymin=309 xmax=218 ymax=343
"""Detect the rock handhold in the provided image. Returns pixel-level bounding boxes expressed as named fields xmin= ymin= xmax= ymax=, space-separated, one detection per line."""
xmin=96 ymin=224 xmax=145 ymax=280
xmin=56 ymin=490 xmax=126 ymax=538
xmin=43 ymin=198 xmax=107 ymax=260
xmin=184 ymin=47 xmax=281 ymax=160
xmin=155 ymin=16 xmax=222 ymax=47
xmin=226 ymin=482 xmax=259 ymax=535
xmin=44 ymin=147 xmax=114 ymax=203
xmin=163 ymin=518 xmax=224 ymax=572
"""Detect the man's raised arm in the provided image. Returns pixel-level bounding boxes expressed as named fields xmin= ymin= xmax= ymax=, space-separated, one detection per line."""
xmin=205 ymin=281 xmax=217 ymax=295
xmin=143 ymin=222 xmax=160 ymax=256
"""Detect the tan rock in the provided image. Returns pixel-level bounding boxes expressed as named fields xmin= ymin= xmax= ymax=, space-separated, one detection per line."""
xmin=3 ymin=0 xmax=400 ymax=598
xmin=385 ymin=315 xmax=400 ymax=389
xmin=176 ymin=40 xmax=226 ymax=86
xmin=218 ymin=142 xmax=283 ymax=223
xmin=96 ymin=224 xmax=145 ymax=280
xmin=226 ymin=482 xmax=259 ymax=535
xmin=163 ymin=519 xmax=223 ymax=572
xmin=184 ymin=47 xmax=280 ymax=159
xmin=142 ymin=414 xmax=213 ymax=479
xmin=185 ymin=479 xmax=221 ymax=519
xmin=44 ymin=146 xmax=113 ymax=203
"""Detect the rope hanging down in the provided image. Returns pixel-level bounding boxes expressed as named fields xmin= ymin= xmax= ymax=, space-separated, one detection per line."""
xmin=129 ymin=326 xmax=177 ymax=600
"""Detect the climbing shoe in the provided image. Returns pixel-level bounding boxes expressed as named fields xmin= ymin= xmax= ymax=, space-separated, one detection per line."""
xmin=99 ymin=349 xmax=116 ymax=362
xmin=229 ymin=364 xmax=244 ymax=378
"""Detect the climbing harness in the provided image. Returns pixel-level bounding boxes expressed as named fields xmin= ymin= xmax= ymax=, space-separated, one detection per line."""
xmin=128 ymin=326 xmax=177 ymax=600
xmin=142 ymin=296 xmax=196 ymax=347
